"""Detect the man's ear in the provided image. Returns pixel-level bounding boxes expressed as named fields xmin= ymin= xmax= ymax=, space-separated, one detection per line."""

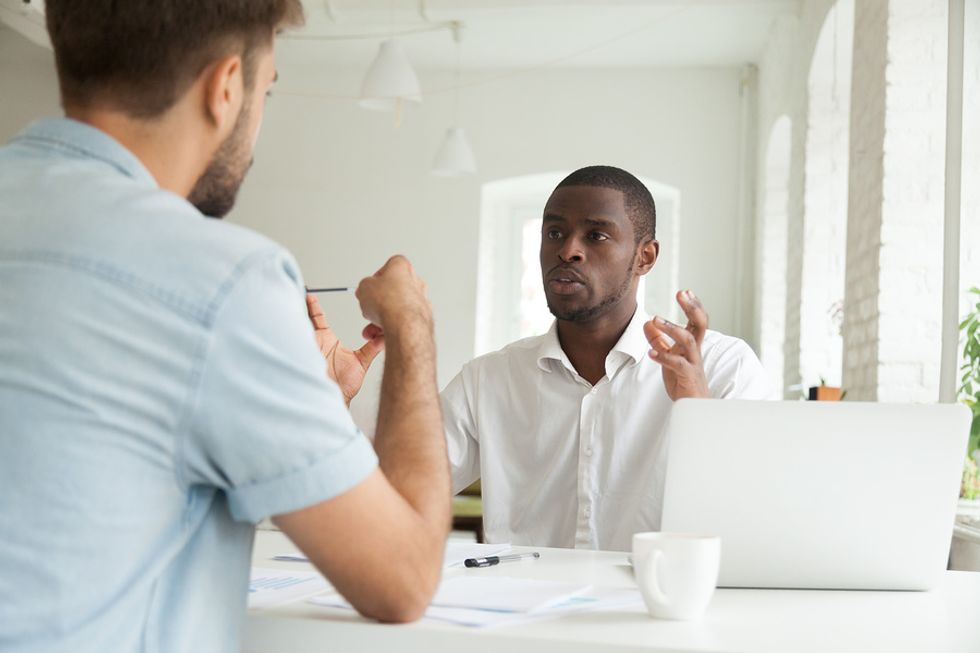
xmin=635 ymin=237 xmax=659 ymax=276
xmin=201 ymin=55 xmax=244 ymax=134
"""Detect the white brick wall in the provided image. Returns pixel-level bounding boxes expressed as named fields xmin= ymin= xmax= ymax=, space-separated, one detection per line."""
xmin=782 ymin=111 xmax=807 ymax=396
xmin=962 ymin=3 xmax=980 ymax=327
xmin=843 ymin=0 xmax=949 ymax=402
xmin=759 ymin=0 xmax=956 ymax=402
xmin=840 ymin=0 xmax=888 ymax=400
xmin=799 ymin=0 xmax=852 ymax=390
xmin=873 ymin=0 xmax=946 ymax=402
xmin=758 ymin=116 xmax=792 ymax=397
xmin=755 ymin=0 xmax=843 ymax=397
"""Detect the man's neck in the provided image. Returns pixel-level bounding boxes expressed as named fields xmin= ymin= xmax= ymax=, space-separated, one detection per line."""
xmin=65 ymin=106 xmax=210 ymax=198
xmin=555 ymin=299 xmax=638 ymax=386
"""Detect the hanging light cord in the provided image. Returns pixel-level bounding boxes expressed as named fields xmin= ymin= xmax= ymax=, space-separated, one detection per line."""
xmin=278 ymin=5 xmax=693 ymax=102
xmin=452 ymin=22 xmax=461 ymax=125
xmin=285 ymin=22 xmax=456 ymax=41
xmin=288 ymin=0 xmax=454 ymax=41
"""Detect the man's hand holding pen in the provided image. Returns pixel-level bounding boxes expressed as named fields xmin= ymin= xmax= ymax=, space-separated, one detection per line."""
xmin=305 ymin=255 xmax=432 ymax=406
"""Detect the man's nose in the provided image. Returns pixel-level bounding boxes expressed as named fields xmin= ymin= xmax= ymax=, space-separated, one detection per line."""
xmin=557 ymin=237 xmax=584 ymax=263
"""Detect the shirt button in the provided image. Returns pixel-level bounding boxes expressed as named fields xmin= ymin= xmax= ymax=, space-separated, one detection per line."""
xmin=584 ymin=506 xmax=592 ymax=517
xmin=584 ymin=447 xmax=593 ymax=457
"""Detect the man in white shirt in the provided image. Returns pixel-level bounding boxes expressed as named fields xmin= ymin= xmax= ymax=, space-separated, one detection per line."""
xmin=440 ymin=165 xmax=772 ymax=551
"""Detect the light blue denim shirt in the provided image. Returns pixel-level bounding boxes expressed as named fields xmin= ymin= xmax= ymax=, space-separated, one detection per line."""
xmin=0 ymin=118 xmax=378 ymax=652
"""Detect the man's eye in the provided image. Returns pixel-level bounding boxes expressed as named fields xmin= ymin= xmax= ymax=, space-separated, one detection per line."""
xmin=547 ymin=230 xmax=561 ymax=240
xmin=590 ymin=232 xmax=608 ymax=241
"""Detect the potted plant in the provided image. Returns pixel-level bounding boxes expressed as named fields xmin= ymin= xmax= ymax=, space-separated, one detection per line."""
xmin=808 ymin=377 xmax=844 ymax=401
xmin=950 ymin=288 xmax=980 ymax=570
xmin=957 ymin=287 xmax=980 ymax=512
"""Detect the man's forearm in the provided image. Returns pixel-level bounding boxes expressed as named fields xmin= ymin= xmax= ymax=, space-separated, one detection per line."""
xmin=373 ymin=316 xmax=450 ymax=532
xmin=270 ymin=317 xmax=449 ymax=624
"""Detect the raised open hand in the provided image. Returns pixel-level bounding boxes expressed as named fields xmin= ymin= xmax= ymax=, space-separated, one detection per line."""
xmin=306 ymin=294 xmax=385 ymax=406
xmin=644 ymin=289 xmax=710 ymax=401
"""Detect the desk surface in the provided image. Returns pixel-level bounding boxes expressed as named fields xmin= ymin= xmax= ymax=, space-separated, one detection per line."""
xmin=245 ymin=530 xmax=980 ymax=653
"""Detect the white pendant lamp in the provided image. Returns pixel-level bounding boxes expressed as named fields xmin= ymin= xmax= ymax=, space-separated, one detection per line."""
xmin=432 ymin=127 xmax=476 ymax=176
xmin=359 ymin=39 xmax=422 ymax=111
xmin=431 ymin=22 xmax=476 ymax=177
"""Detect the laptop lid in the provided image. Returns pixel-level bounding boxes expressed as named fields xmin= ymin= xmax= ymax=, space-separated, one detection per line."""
xmin=660 ymin=399 xmax=970 ymax=590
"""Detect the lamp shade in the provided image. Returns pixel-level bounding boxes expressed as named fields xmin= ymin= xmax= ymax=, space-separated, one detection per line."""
xmin=359 ymin=39 xmax=422 ymax=111
xmin=432 ymin=127 xmax=477 ymax=177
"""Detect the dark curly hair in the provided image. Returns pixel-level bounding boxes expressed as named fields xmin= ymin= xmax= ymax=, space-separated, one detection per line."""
xmin=554 ymin=165 xmax=657 ymax=242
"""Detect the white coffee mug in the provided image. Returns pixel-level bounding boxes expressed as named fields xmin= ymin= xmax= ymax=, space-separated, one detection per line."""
xmin=632 ymin=532 xmax=721 ymax=620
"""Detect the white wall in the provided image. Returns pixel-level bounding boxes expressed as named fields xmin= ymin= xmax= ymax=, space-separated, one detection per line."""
xmin=756 ymin=116 xmax=791 ymax=398
xmin=756 ymin=1 xmax=838 ymax=397
xmin=0 ymin=25 xmax=59 ymax=141
xmin=798 ymin=0 xmax=852 ymax=390
xmin=963 ymin=1 xmax=980 ymax=318
xmin=756 ymin=0 xmax=977 ymax=402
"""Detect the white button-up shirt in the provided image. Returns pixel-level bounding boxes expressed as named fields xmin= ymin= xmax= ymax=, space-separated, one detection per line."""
xmin=441 ymin=310 xmax=772 ymax=551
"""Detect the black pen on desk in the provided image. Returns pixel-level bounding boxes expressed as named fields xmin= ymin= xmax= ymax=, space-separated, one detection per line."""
xmin=305 ymin=286 xmax=350 ymax=293
xmin=464 ymin=552 xmax=540 ymax=568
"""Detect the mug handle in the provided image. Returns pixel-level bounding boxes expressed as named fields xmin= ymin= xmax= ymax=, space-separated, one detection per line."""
xmin=639 ymin=549 xmax=669 ymax=606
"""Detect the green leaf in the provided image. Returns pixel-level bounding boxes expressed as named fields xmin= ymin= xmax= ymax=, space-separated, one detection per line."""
xmin=959 ymin=285 xmax=980 ymax=408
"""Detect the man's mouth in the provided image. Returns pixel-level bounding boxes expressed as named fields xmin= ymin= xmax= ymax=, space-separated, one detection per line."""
xmin=546 ymin=269 xmax=588 ymax=295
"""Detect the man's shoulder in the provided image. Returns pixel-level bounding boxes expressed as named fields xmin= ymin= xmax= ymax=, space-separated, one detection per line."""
xmin=121 ymin=183 xmax=282 ymax=259
xmin=464 ymin=333 xmax=549 ymax=371
xmin=699 ymin=329 xmax=773 ymax=398
xmin=701 ymin=329 xmax=756 ymax=359
xmin=163 ymin=199 xmax=287 ymax=273
xmin=79 ymin=184 xmax=296 ymax=309
xmin=123 ymin=197 xmax=300 ymax=318
xmin=0 ymin=149 xmax=297 ymax=321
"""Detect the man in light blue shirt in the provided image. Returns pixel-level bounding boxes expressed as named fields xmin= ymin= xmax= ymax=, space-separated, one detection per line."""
xmin=0 ymin=2 xmax=450 ymax=651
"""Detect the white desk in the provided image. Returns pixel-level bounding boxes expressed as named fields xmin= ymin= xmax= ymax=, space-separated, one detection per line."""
xmin=245 ymin=531 xmax=980 ymax=653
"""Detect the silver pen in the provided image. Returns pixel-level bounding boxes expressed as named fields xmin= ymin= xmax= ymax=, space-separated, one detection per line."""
xmin=464 ymin=552 xmax=541 ymax=568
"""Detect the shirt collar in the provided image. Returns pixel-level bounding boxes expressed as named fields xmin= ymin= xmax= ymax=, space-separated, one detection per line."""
xmin=12 ymin=117 xmax=158 ymax=188
xmin=612 ymin=308 xmax=652 ymax=366
xmin=535 ymin=308 xmax=651 ymax=374
xmin=536 ymin=321 xmax=568 ymax=373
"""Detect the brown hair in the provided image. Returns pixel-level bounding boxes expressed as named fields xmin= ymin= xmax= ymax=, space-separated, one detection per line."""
xmin=45 ymin=1 xmax=304 ymax=118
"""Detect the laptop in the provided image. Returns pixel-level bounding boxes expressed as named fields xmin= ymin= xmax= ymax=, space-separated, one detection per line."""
xmin=660 ymin=399 xmax=970 ymax=590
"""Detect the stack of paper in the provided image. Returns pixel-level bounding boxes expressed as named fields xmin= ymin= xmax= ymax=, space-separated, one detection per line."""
xmin=431 ymin=576 xmax=590 ymax=612
xmin=420 ymin=587 xmax=645 ymax=627
xmin=248 ymin=568 xmax=330 ymax=609
xmin=308 ymin=576 xmax=644 ymax=628
xmin=442 ymin=541 xmax=511 ymax=568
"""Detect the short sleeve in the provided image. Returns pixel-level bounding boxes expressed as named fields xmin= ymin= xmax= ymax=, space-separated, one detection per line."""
xmin=702 ymin=334 xmax=775 ymax=400
xmin=440 ymin=368 xmax=481 ymax=494
xmin=180 ymin=248 xmax=378 ymax=523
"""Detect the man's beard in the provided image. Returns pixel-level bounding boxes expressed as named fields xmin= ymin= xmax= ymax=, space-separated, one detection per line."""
xmin=187 ymin=103 xmax=254 ymax=219
xmin=546 ymin=258 xmax=635 ymax=323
